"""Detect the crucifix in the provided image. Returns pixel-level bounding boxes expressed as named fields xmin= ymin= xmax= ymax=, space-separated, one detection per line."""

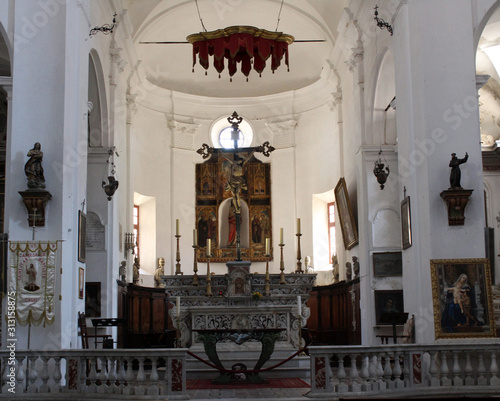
xmin=197 ymin=111 xmax=275 ymax=261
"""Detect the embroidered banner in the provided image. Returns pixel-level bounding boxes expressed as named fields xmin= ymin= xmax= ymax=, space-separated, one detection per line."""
xmin=8 ymin=242 xmax=58 ymax=326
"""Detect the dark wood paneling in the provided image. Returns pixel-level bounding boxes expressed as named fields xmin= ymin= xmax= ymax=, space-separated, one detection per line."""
xmin=306 ymin=278 xmax=361 ymax=345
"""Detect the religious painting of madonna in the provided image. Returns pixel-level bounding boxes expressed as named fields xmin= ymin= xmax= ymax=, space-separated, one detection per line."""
xmin=430 ymin=258 xmax=495 ymax=339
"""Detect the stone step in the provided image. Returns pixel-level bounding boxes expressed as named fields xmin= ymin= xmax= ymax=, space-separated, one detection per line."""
xmin=186 ymin=343 xmax=310 ymax=380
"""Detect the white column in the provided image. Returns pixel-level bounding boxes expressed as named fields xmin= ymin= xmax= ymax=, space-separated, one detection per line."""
xmin=393 ymin=1 xmax=485 ymax=343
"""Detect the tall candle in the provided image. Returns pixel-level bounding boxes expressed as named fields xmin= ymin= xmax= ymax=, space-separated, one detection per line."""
xmin=297 ymin=295 xmax=302 ymax=315
xmin=280 ymin=228 xmax=283 ymax=244
xmin=176 ymin=296 xmax=180 ymax=316
xmin=296 ymin=218 xmax=301 ymax=235
xmin=207 ymin=239 xmax=211 ymax=257
xmin=193 ymin=229 xmax=197 ymax=246
xmin=176 ymin=219 xmax=179 ymax=235
xmin=265 ymin=238 xmax=270 ymax=255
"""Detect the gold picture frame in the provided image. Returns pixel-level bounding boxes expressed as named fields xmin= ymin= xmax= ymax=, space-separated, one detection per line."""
xmin=78 ymin=267 xmax=84 ymax=300
xmin=334 ymin=177 xmax=358 ymax=250
xmin=78 ymin=211 xmax=86 ymax=263
xmin=401 ymin=196 xmax=412 ymax=250
xmin=430 ymin=258 xmax=496 ymax=339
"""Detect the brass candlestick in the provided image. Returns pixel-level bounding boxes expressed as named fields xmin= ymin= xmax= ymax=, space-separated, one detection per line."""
xmin=264 ymin=254 xmax=271 ymax=296
xmin=175 ymin=234 xmax=183 ymax=275
xmin=192 ymin=245 xmax=199 ymax=285
xmin=279 ymin=243 xmax=286 ymax=284
xmin=205 ymin=255 xmax=213 ymax=297
xmin=295 ymin=233 xmax=304 ymax=273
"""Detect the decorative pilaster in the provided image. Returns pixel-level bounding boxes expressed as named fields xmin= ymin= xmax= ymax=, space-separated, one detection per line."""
xmin=265 ymin=119 xmax=297 ymax=149
xmin=169 ymin=120 xmax=201 ymax=151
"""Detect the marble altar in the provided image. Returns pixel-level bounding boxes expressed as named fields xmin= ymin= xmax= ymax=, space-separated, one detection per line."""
xmin=163 ymin=268 xmax=316 ymax=350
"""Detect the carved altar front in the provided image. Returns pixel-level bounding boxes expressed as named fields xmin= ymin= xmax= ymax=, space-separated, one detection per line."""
xmin=163 ymin=270 xmax=315 ymax=349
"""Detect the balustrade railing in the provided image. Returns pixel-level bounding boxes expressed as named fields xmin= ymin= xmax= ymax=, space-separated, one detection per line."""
xmin=308 ymin=343 xmax=500 ymax=398
xmin=0 ymin=349 xmax=188 ymax=399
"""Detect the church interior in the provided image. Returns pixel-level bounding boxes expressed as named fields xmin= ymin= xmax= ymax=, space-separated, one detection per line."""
xmin=1 ymin=0 xmax=500 ymax=399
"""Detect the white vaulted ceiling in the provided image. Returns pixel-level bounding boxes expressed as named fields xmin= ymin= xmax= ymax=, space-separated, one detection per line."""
xmin=123 ymin=0 xmax=346 ymax=98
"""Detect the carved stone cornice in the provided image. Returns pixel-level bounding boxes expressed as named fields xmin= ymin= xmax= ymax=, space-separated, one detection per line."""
xmin=110 ymin=39 xmax=127 ymax=76
xmin=169 ymin=120 xmax=201 ymax=150
xmin=265 ymin=119 xmax=297 ymax=149
xmin=330 ymin=91 xmax=343 ymax=112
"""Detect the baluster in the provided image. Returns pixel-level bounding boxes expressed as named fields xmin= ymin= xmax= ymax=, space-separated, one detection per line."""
xmin=96 ymin=356 xmax=107 ymax=393
xmin=383 ymin=352 xmax=394 ymax=389
xmin=359 ymin=354 xmax=370 ymax=391
xmin=490 ymin=351 xmax=500 ymax=386
xmin=52 ymin=356 xmax=62 ymax=393
xmin=117 ymin=357 xmax=126 ymax=393
xmin=440 ymin=351 xmax=451 ymax=386
xmin=108 ymin=357 xmax=118 ymax=393
xmin=477 ymin=350 xmax=487 ymax=385
xmin=452 ymin=351 xmax=463 ymax=386
xmin=376 ymin=352 xmax=385 ymax=390
xmin=402 ymin=350 xmax=410 ymax=388
xmin=464 ymin=352 xmax=474 ymax=386
xmin=135 ymin=357 xmax=146 ymax=396
xmin=15 ymin=356 xmax=26 ymax=393
xmin=87 ymin=357 xmax=98 ymax=393
xmin=349 ymin=353 xmax=360 ymax=392
xmin=337 ymin=354 xmax=348 ymax=393
xmin=80 ymin=356 xmax=88 ymax=392
xmin=367 ymin=354 xmax=377 ymax=390
xmin=149 ymin=357 xmax=159 ymax=396
xmin=429 ymin=351 xmax=440 ymax=387
xmin=39 ymin=356 xmax=50 ymax=393
xmin=392 ymin=352 xmax=403 ymax=388
xmin=27 ymin=355 xmax=38 ymax=393
xmin=123 ymin=356 xmax=135 ymax=395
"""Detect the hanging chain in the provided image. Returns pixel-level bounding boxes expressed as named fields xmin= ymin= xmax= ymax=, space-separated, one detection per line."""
xmin=195 ymin=0 xmax=208 ymax=32
xmin=275 ymin=0 xmax=285 ymax=31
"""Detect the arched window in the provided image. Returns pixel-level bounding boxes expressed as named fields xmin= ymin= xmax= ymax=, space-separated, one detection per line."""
xmin=210 ymin=115 xmax=253 ymax=149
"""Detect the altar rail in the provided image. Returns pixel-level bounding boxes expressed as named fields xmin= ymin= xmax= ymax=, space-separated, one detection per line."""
xmin=308 ymin=343 xmax=500 ymax=399
xmin=0 ymin=349 xmax=188 ymax=399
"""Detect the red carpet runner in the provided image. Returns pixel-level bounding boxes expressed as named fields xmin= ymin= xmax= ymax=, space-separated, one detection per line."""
xmin=187 ymin=378 xmax=310 ymax=390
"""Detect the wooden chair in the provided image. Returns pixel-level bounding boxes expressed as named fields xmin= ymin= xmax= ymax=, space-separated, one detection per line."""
xmin=78 ymin=312 xmax=112 ymax=349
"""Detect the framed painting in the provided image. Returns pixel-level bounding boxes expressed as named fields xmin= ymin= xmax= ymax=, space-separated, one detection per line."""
xmin=85 ymin=282 xmax=101 ymax=317
xmin=78 ymin=211 xmax=86 ymax=263
xmin=334 ymin=177 xmax=358 ymax=250
xmin=430 ymin=258 xmax=495 ymax=338
xmin=374 ymin=290 xmax=404 ymax=325
xmin=401 ymin=196 xmax=412 ymax=250
xmin=78 ymin=267 xmax=84 ymax=300
xmin=373 ymin=252 xmax=402 ymax=277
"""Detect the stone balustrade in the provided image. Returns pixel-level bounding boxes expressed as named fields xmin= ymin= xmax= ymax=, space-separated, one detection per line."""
xmin=0 ymin=349 xmax=188 ymax=399
xmin=308 ymin=342 xmax=500 ymax=398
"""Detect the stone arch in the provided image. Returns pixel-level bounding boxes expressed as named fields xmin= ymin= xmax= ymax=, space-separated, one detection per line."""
xmin=368 ymin=47 xmax=397 ymax=147
xmin=88 ymin=49 xmax=109 ymax=148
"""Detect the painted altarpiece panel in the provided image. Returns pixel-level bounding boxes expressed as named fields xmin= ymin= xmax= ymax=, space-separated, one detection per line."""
xmin=196 ymin=149 xmax=272 ymax=262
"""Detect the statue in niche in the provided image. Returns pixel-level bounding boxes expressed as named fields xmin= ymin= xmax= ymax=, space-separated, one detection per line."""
xmin=352 ymin=256 xmax=359 ymax=279
xmin=119 ymin=260 xmax=126 ymax=282
xmin=25 ymin=142 xmax=46 ymax=189
xmin=207 ymin=212 xmax=216 ymax=243
xmin=133 ymin=257 xmax=140 ymax=284
xmin=346 ymin=262 xmax=352 ymax=281
xmin=154 ymin=257 xmax=165 ymax=288
xmin=227 ymin=206 xmax=237 ymax=246
xmin=449 ymin=152 xmax=468 ymax=189
xmin=332 ymin=254 xmax=339 ymax=283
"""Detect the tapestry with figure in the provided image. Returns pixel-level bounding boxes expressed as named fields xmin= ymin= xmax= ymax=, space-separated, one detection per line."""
xmin=8 ymin=242 xmax=58 ymax=326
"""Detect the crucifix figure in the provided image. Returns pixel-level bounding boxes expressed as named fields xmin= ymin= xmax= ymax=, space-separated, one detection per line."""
xmin=197 ymin=111 xmax=275 ymax=261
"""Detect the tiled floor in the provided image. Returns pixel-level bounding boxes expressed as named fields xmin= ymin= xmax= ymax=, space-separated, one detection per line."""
xmin=187 ymin=386 xmax=311 ymax=400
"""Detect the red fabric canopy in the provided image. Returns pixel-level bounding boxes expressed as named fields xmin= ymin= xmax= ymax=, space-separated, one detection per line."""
xmin=192 ymin=33 xmax=290 ymax=78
